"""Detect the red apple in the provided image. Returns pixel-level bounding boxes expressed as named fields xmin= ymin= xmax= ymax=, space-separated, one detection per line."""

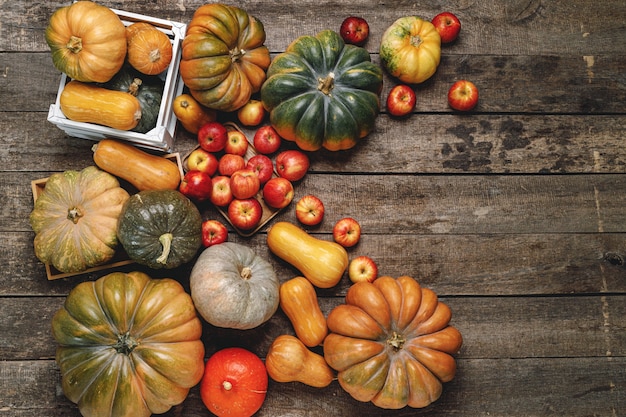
xmin=201 ymin=219 xmax=228 ymax=247
xmin=237 ymin=99 xmax=266 ymax=127
xmin=230 ymin=169 xmax=261 ymax=199
xmin=209 ymin=175 xmax=234 ymax=207
xmin=218 ymin=153 xmax=246 ymax=176
xmin=246 ymin=154 xmax=274 ymax=184
xmin=224 ymin=130 xmax=249 ymax=156
xmin=228 ymin=198 xmax=263 ymax=231
xmin=432 ymin=12 xmax=461 ymax=44
xmin=198 ymin=121 xmax=229 ymax=152
xmin=333 ymin=217 xmax=361 ymax=247
xmin=387 ymin=84 xmax=416 ymax=117
xmin=348 ymin=255 xmax=378 ymax=283
xmin=253 ymin=125 xmax=282 ymax=154
xmin=179 ymin=170 xmax=212 ymax=202
xmin=276 ymin=149 xmax=310 ymax=182
xmin=295 ymin=195 xmax=325 ymax=226
xmin=186 ymin=148 xmax=219 ymax=176
xmin=262 ymin=177 xmax=294 ymax=209
xmin=448 ymin=80 xmax=479 ymax=111
xmin=340 ymin=16 xmax=369 ymax=46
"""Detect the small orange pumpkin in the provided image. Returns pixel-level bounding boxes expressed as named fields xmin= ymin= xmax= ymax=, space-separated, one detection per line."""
xmin=45 ymin=1 xmax=127 ymax=83
xmin=126 ymin=22 xmax=173 ymax=75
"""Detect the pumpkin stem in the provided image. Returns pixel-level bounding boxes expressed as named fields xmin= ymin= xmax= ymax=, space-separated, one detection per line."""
xmin=66 ymin=35 xmax=83 ymax=54
xmin=387 ymin=331 xmax=406 ymax=351
xmin=113 ymin=332 xmax=138 ymax=355
xmin=67 ymin=207 xmax=83 ymax=224
xmin=317 ymin=72 xmax=335 ymax=95
xmin=230 ymin=47 xmax=245 ymax=63
xmin=128 ymin=78 xmax=143 ymax=96
xmin=156 ymin=233 xmax=173 ymax=264
xmin=240 ymin=266 xmax=253 ymax=280
xmin=410 ymin=34 xmax=423 ymax=48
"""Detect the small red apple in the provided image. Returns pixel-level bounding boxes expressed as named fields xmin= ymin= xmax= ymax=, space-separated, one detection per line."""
xmin=333 ymin=217 xmax=361 ymax=247
xmin=228 ymin=198 xmax=263 ymax=231
xmin=209 ymin=175 xmax=233 ymax=207
xmin=198 ymin=121 xmax=229 ymax=152
xmin=340 ymin=16 xmax=369 ymax=46
xmin=186 ymin=148 xmax=219 ymax=176
xmin=276 ymin=149 xmax=310 ymax=182
xmin=262 ymin=177 xmax=294 ymax=209
xmin=295 ymin=195 xmax=325 ymax=226
xmin=448 ymin=80 xmax=479 ymax=111
xmin=230 ymin=169 xmax=261 ymax=200
xmin=253 ymin=125 xmax=282 ymax=154
xmin=387 ymin=84 xmax=416 ymax=117
xmin=348 ymin=255 xmax=378 ymax=283
xmin=246 ymin=154 xmax=274 ymax=184
xmin=218 ymin=153 xmax=246 ymax=176
xmin=201 ymin=219 xmax=228 ymax=247
xmin=179 ymin=170 xmax=212 ymax=202
xmin=432 ymin=12 xmax=461 ymax=44
xmin=224 ymin=130 xmax=249 ymax=156
xmin=237 ymin=99 xmax=266 ymax=127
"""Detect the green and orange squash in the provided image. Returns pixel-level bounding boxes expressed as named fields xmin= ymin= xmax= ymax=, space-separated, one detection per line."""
xmin=180 ymin=3 xmax=270 ymax=112
xmin=51 ymin=271 xmax=205 ymax=417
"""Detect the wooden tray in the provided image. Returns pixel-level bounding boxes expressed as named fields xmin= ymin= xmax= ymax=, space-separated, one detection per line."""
xmin=31 ymin=152 xmax=183 ymax=280
xmin=182 ymin=122 xmax=283 ymax=237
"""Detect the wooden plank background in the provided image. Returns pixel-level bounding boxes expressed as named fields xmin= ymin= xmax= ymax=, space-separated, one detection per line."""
xmin=1 ymin=0 xmax=625 ymax=416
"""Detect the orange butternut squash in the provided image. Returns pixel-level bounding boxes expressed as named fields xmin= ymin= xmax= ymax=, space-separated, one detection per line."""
xmin=265 ymin=335 xmax=334 ymax=388
xmin=280 ymin=276 xmax=328 ymax=347
xmin=267 ymin=222 xmax=348 ymax=288
xmin=92 ymin=139 xmax=181 ymax=191
xmin=60 ymin=80 xmax=141 ymax=130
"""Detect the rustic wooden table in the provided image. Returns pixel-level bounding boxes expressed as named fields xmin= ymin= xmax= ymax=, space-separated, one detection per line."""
xmin=2 ymin=0 xmax=625 ymax=416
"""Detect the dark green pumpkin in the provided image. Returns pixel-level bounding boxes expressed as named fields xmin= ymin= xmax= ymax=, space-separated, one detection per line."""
xmin=260 ymin=29 xmax=383 ymax=152
xmin=104 ymin=66 xmax=164 ymax=133
xmin=117 ymin=189 xmax=202 ymax=269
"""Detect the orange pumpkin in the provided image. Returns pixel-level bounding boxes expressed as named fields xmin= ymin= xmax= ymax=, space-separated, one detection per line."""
xmin=180 ymin=3 xmax=270 ymax=112
xmin=323 ymin=276 xmax=463 ymax=409
xmin=126 ymin=22 xmax=173 ymax=75
xmin=45 ymin=1 xmax=127 ymax=83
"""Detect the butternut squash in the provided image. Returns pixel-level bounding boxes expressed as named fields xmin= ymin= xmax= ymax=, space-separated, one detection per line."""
xmin=92 ymin=139 xmax=181 ymax=191
xmin=60 ymin=80 xmax=141 ymax=130
xmin=267 ymin=222 xmax=348 ymax=288
xmin=280 ymin=277 xmax=328 ymax=347
xmin=265 ymin=335 xmax=334 ymax=388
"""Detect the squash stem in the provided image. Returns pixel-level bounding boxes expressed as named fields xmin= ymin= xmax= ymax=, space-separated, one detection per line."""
xmin=317 ymin=72 xmax=335 ymax=95
xmin=410 ymin=34 xmax=423 ymax=48
xmin=113 ymin=331 xmax=138 ymax=355
xmin=128 ymin=78 xmax=143 ymax=96
xmin=387 ymin=331 xmax=406 ymax=351
xmin=240 ymin=266 xmax=253 ymax=280
xmin=67 ymin=207 xmax=83 ymax=224
xmin=156 ymin=233 xmax=173 ymax=264
xmin=66 ymin=35 xmax=83 ymax=54
xmin=230 ymin=47 xmax=246 ymax=63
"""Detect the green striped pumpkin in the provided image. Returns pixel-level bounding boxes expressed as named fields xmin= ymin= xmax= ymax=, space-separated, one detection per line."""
xmin=261 ymin=30 xmax=383 ymax=151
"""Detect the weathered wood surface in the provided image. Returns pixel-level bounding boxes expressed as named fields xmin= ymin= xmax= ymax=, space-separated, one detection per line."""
xmin=2 ymin=0 xmax=626 ymax=416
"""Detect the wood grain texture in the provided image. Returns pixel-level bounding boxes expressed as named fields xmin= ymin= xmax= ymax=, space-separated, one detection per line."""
xmin=2 ymin=0 xmax=625 ymax=416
